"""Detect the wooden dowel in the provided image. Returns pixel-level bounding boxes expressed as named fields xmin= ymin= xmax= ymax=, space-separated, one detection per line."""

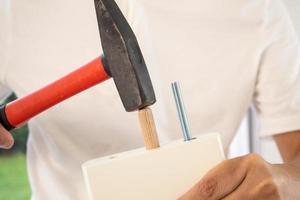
xmin=138 ymin=107 xmax=160 ymax=150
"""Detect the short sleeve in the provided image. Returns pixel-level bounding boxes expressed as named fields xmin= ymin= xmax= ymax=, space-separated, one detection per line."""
xmin=0 ymin=1 xmax=12 ymax=100
xmin=254 ymin=0 xmax=300 ymax=137
xmin=0 ymin=1 xmax=10 ymax=75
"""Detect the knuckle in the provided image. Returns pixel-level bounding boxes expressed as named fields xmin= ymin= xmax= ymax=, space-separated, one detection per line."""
xmin=244 ymin=153 xmax=264 ymax=166
xmin=253 ymin=178 xmax=280 ymax=199
xmin=262 ymin=178 xmax=279 ymax=194
xmin=196 ymin=177 xmax=218 ymax=198
xmin=247 ymin=153 xmax=261 ymax=161
xmin=219 ymin=159 xmax=230 ymax=167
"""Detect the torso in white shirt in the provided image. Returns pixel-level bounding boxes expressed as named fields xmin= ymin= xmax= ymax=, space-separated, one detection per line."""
xmin=1 ymin=0 xmax=299 ymax=199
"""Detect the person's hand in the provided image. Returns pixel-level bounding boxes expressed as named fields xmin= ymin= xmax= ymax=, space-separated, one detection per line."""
xmin=0 ymin=124 xmax=14 ymax=149
xmin=179 ymin=154 xmax=300 ymax=200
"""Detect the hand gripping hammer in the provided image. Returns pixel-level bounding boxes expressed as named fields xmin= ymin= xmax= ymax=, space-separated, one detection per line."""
xmin=0 ymin=0 xmax=160 ymax=149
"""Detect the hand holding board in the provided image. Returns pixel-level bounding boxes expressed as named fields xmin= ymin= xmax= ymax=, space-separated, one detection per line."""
xmin=82 ymin=133 xmax=224 ymax=200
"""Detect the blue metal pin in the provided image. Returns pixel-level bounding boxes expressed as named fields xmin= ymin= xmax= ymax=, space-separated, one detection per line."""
xmin=171 ymin=81 xmax=193 ymax=141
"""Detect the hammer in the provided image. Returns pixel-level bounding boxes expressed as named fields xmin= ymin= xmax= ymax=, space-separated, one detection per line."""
xmin=0 ymin=0 xmax=160 ymax=150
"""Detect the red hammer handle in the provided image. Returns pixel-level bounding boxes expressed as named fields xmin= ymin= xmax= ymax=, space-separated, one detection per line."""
xmin=0 ymin=57 xmax=110 ymax=130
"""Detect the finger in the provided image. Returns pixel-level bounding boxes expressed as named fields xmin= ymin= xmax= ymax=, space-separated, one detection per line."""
xmin=0 ymin=124 xmax=14 ymax=149
xmin=223 ymin=171 xmax=280 ymax=200
xmin=221 ymin=175 xmax=251 ymax=200
xmin=179 ymin=156 xmax=248 ymax=200
xmin=222 ymin=176 xmax=279 ymax=200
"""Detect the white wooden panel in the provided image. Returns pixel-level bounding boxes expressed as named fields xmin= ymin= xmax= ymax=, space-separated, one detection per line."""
xmin=82 ymin=133 xmax=224 ymax=200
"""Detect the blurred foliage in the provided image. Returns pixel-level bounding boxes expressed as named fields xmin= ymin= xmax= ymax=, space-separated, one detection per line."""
xmin=0 ymin=93 xmax=29 ymax=155
xmin=0 ymin=154 xmax=31 ymax=200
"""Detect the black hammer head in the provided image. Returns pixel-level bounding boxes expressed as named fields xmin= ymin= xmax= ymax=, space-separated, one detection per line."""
xmin=94 ymin=0 xmax=156 ymax=112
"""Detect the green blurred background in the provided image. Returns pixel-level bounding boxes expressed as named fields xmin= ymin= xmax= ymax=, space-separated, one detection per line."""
xmin=0 ymin=93 xmax=31 ymax=200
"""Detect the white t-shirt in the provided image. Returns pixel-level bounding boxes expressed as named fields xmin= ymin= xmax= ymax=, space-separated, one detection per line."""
xmin=1 ymin=0 xmax=300 ymax=199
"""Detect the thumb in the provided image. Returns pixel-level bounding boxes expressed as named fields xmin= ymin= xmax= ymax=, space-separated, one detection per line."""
xmin=0 ymin=124 xmax=14 ymax=149
xmin=179 ymin=157 xmax=247 ymax=200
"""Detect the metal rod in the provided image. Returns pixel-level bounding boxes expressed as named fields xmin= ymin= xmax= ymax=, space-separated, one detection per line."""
xmin=171 ymin=81 xmax=192 ymax=141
